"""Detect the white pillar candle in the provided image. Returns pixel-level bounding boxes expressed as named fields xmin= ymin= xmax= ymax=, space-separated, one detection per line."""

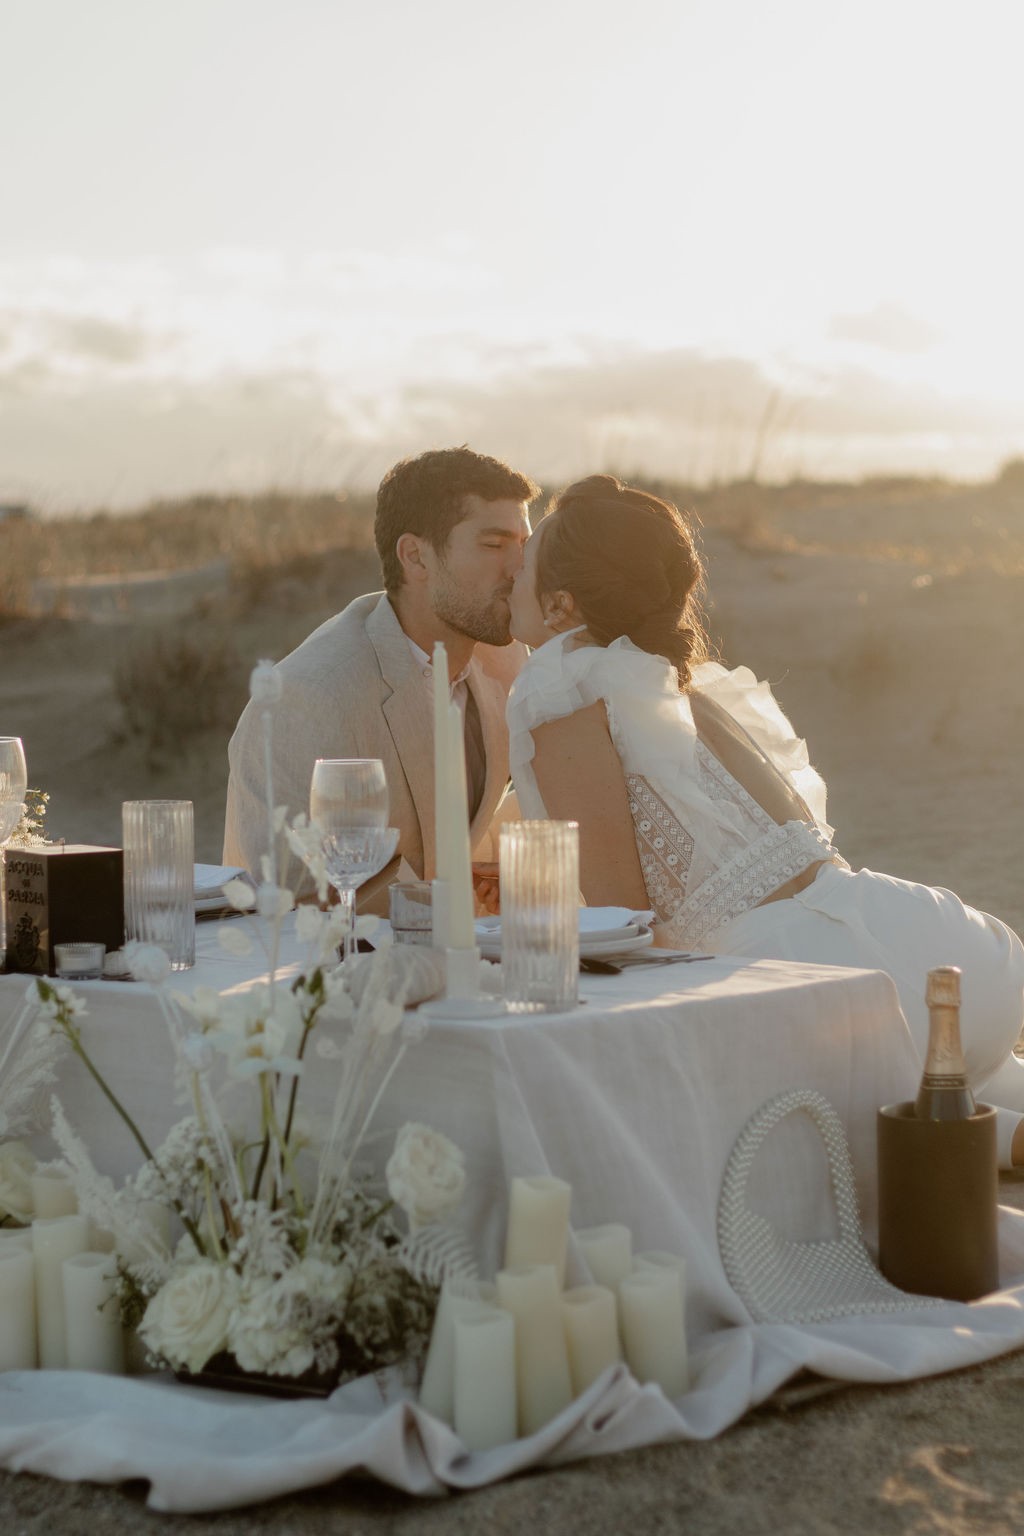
xmin=560 ymin=1285 xmax=621 ymax=1395
xmin=446 ymin=699 xmax=475 ymax=950
xmin=32 ymin=1213 xmax=89 ymax=1368
xmin=453 ymin=1304 xmax=517 ymax=1452
xmin=496 ymin=1263 xmax=573 ymax=1436
xmin=619 ymin=1267 xmax=688 ymax=1400
xmin=505 ymin=1176 xmax=572 ymax=1286
xmin=0 ymin=1248 xmax=36 ymax=1369
xmin=30 ymin=1168 xmax=78 ymax=1219
xmin=419 ymin=1277 xmax=496 ymax=1424
xmin=63 ymin=1252 xmax=125 ymax=1374
xmin=0 ymin=1228 xmax=32 ymax=1252
xmin=634 ymin=1249 xmax=687 ymax=1282
xmin=575 ymin=1223 xmax=633 ymax=1290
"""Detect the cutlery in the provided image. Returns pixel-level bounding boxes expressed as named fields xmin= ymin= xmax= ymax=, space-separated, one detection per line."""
xmin=580 ymin=953 xmax=713 ymax=975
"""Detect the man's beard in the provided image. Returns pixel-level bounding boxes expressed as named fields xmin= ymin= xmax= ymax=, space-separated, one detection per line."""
xmin=432 ymin=575 xmax=513 ymax=647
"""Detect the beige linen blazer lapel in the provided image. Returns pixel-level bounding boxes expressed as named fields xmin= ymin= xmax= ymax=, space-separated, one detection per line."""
xmin=366 ymin=598 xmax=436 ymax=878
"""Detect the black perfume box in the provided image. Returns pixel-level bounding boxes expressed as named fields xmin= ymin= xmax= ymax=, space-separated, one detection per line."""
xmin=3 ymin=844 xmax=124 ymax=975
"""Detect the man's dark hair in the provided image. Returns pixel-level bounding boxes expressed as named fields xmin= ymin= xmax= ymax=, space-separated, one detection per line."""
xmin=374 ymin=447 xmax=539 ymax=593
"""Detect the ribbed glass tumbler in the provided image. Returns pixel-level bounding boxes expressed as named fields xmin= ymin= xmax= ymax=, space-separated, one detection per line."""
xmin=122 ymin=799 xmax=195 ymax=971
xmin=499 ymin=820 xmax=579 ymax=1013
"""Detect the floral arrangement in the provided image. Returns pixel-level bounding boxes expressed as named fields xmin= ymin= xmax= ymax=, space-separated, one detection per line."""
xmin=7 ymin=788 xmax=49 ymax=849
xmin=11 ymin=663 xmax=472 ymax=1388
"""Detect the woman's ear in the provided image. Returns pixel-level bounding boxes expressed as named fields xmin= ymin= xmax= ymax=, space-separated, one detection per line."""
xmin=542 ymin=590 xmax=581 ymax=631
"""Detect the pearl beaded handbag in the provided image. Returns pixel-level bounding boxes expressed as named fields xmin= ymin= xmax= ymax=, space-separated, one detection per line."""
xmin=717 ymin=1088 xmax=942 ymax=1323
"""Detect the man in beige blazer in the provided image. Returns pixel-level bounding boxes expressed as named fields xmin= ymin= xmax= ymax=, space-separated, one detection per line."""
xmin=223 ymin=447 xmax=539 ymax=909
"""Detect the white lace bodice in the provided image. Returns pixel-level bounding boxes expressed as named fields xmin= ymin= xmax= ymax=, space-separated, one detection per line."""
xmin=506 ymin=632 xmax=846 ymax=950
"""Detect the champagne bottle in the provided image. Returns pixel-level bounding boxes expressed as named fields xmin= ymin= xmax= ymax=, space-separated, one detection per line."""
xmin=914 ymin=965 xmax=976 ymax=1121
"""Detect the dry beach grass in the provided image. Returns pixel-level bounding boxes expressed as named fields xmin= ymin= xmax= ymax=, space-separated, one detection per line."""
xmin=2 ymin=469 xmax=1024 ymax=1528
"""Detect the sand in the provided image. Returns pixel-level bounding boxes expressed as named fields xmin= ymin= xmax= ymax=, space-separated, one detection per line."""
xmin=3 ymin=491 xmax=1024 ymax=1526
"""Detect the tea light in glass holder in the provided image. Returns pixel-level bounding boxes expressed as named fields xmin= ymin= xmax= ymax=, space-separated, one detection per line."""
xmin=54 ymin=942 xmax=106 ymax=980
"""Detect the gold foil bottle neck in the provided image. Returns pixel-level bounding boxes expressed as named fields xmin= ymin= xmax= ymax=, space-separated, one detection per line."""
xmin=926 ymin=966 xmax=961 ymax=1009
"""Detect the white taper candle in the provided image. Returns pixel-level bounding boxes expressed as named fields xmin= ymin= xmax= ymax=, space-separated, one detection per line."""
xmin=0 ymin=1248 xmax=36 ymax=1369
xmin=446 ymin=699 xmax=475 ymax=950
xmin=496 ymin=1263 xmax=573 ymax=1436
xmin=63 ymin=1251 xmax=125 ymax=1374
xmin=453 ymin=1304 xmax=517 ymax=1451
xmin=32 ymin=1212 xmax=90 ymax=1368
xmin=432 ymin=641 xmax=451 ymax=894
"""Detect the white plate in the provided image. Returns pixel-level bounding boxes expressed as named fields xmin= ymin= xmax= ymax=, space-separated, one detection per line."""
xmin=476 ymin=926 xmax=655 ymax=961
xmin=194 ymin=863 xmax=246 ymax=899
xmin=195 ymin=894 xmax=233 ymax=915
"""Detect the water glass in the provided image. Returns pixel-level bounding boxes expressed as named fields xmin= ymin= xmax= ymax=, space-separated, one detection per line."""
xmin=122 ymin=800 xmax=195 ymax=971
xmin=389 ymin=881 xmax=434 ymax=946
xmin=499 ymin=821 xmax=579 ymax=1012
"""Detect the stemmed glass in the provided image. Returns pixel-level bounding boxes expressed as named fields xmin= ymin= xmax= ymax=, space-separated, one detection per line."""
xmin=0 ymin=737 xmax=28 ymax=963
xmin=309 ymin=758 xmax=398 ymax=963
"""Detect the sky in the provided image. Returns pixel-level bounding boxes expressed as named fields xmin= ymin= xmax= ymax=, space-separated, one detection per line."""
xmin=2 ymin=0 xmax=1023 ymax=511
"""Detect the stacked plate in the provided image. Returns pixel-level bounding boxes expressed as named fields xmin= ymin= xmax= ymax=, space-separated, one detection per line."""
xmin=194 ymin=864 xmax=248 ymax=915
xmin=474 ymin=906 xmax=655 ymax=961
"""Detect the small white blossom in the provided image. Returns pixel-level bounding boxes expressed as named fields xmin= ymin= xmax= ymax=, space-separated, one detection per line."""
xmin=124 ymin=943 xmax=172 ymax=986
xmin=249 ymin=659 xmax=283 ymax=707
xmin=354 ymin=915 xmax=385 ymax=945
xmin=210 ymin=985 xmax=303 ymax=1079
xmin=228 ymin=1258 xmax=351 ymax=1377
xmin=222 ymin=878 xmax=256 ymax=912
xmin=256 ymin=881 xmax=293 ymax=921
xmin=181 ymin=1033 xmax=215 ymax=1073
xmin=172 ymin=986 xmax=224 ymax=1031
xmin=33 ymin=980 xmax=88 ymax=1022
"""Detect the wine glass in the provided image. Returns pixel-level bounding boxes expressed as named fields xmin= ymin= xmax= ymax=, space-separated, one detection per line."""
xmin=0 ymin=737 xmax=28 ymax=963
xmin=0 ymin=737 xmax=28 ymax=847
xmin=310 ymin=759 xmax=397 ymax=962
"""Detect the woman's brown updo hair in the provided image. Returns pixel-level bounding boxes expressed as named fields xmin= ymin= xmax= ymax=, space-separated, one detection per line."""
xmin=535 ymin=475 xmax=708 ymax=687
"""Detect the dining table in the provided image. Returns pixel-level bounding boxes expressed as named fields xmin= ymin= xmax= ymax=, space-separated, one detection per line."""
xmin=4 ymin=914 xmax=1024 ymax=1510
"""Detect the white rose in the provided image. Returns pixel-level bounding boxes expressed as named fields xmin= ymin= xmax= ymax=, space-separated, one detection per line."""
xmin=385 ymin=1122 xmax=466 ymax=1229
xmin=139 ymin=1261 xmax=238 ymax=1373
xmin=0 ymin=1140 xmax=37 ymax=1222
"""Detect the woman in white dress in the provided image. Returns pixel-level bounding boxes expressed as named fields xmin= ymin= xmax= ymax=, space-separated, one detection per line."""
xmin=505 ymin=475 xmax=1024 ymax=1168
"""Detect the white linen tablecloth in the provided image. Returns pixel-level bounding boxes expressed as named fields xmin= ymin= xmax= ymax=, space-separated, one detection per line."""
xmin=4 ymin=920 xmax=1024 ymax=1509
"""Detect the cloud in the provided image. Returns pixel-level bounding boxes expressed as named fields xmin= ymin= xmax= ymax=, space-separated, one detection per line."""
xmin=829 ymin=303 xmax=940 ymax=354
xmin=1 ymin=333 xmax=1022 ymax=512
xmin=40 ymin=312 xmax=155 ymax=365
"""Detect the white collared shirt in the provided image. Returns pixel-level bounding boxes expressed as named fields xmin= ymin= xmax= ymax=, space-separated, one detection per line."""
xmin=405 ymin=636 xmax=471 ymax=726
